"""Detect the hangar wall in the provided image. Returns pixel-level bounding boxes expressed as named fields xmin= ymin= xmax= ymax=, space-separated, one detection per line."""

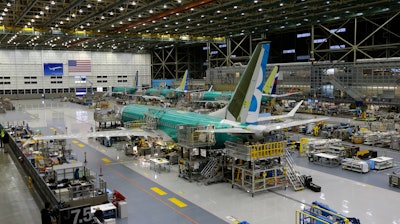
xmin=0 ymin=49 xmax=151 ymax=99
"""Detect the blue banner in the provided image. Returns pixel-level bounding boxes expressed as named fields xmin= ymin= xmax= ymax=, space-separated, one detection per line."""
xmin=44 ymin=63 xmax=63 ymax=76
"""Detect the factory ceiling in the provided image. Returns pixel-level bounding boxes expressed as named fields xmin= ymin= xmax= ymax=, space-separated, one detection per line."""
xmin=0 ymin=0 xmax=398 ymax=53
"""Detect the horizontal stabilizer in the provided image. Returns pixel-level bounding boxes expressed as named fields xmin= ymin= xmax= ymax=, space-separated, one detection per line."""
xmin=257 ymin=100 xmax=303 ymax=122
xmin=263 ymin=91 xmax=302 ymax=98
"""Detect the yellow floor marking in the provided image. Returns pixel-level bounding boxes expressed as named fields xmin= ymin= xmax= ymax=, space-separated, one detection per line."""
xmin=102 ymin=158 xmax=111 ymax=163
xmin=169 ymin=198 xmax=187 ymax=208
xmin=78 ymin=143 xmax=85 ymax=147
xmin=151 ymin=187 xmax=167 ymax=196
xmin=72 ymin=140 xmax=79 ymax=144
xmin=30 ymin=115 xmax=36 ymax=119
xmin=179 ymin=191 xmax=184 ymax=195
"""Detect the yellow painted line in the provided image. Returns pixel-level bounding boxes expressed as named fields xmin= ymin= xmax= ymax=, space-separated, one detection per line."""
xmin=72 ymin=140 xmax=79 ymax=144
xmin=151 ymin=187 xmax=167 ymax=196
xmin=30 ymin=115 xmax=36 ymax=119
xmin=78 ymin=143 xmax=85 ymax=148
xmin=168 ymin=198 xmax=187 ymax=208
xmin=102 ymin=158 xmax=111 ymax=163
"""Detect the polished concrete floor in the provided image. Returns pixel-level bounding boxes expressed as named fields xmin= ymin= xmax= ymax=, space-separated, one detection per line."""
xmin=1 ymin=99 xmax=400 ymax=224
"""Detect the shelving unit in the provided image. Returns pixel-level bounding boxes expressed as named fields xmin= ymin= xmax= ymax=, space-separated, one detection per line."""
xmin=368 ymin=156 xmax=393 ymax=170
xmin=341 ymin=158 xmax=369 ymax=173
xmin=310 ymin=153 xmax=341 ymax=167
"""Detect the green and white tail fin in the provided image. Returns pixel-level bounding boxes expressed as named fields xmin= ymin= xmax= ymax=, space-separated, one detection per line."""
xmin=210 ymin=42 xmax=271 ymax=124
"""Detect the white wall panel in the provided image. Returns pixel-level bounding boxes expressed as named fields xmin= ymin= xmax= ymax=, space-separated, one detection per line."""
xmin=0 ymin=50 xmax=15 ymax=64
xmin=0 ymin=49 xmax=151 ymax=94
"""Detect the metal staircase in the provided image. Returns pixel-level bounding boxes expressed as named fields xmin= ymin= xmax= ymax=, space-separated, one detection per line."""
xmin=284 ymin=150 xmax=304 ymax=191
xmin=328 ymin=76 xmax=363 ymax=101
xmin=200 ymin=157 xmax=222 ymax=184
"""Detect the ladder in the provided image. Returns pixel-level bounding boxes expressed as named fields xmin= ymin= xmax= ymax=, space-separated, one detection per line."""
xmin=284 ymin=149 xmax=304 ymax=191
xmin=201 ymin=157 xmax=220 ymax=183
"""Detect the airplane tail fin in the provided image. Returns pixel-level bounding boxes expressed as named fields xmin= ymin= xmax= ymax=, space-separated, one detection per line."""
xmin=271 ymin=66 xmax=279 ymax=95
xmin=262 ymin=65 xmax=279 ymax=95
xmin=176 ymin=69 xmax=189 ymax=91
xmin=225 ymin=42 xmax=271 ymax=124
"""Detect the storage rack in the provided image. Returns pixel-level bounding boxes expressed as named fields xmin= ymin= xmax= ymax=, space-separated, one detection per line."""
xmin=226 ymin=141 xmax=286 ymax=196
xmin=341 ymin=158 xmax=369 ymax=173
xmin=368 ymin=156 xmax=393 ymax=170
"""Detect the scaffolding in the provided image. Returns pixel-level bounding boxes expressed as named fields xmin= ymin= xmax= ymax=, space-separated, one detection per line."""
xmin=177 ymin=124 xmax=216 ymax=182
xmin=226 ymin=141 xmax=287 ymax=196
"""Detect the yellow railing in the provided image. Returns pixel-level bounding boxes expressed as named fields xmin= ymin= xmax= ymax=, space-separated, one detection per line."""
xmin=250 ymin=141 xmax=284 ymax=159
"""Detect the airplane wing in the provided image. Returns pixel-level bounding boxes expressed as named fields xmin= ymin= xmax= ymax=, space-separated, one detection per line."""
xmin=195 ymin=127 xmax=254 ymax=134
xmin=262 ymin=117 xmax=328 ymax=133
xmin=257 ymin=100 xmax=303 ymax=122
xmin=32 ymin=128 xmax=161 ymax=141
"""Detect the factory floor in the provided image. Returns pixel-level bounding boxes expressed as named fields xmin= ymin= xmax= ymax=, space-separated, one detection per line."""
xmin=0 ymin=99 xmax=399 ymax=224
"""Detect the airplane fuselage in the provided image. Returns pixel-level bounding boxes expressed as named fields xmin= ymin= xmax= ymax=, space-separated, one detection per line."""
xmin=122 ymin=104 xmax=247 ymax=147
xmin=193 ymin=91 xmax=271 ymax=104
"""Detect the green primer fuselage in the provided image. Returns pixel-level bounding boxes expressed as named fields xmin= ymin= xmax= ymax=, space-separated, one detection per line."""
xmin=202 ymin=91 xmax=270 ymax=104
xmin=122 ymin=104 xmax=247 ymax=148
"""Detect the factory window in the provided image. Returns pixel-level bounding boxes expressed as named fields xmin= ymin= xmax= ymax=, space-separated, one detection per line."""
xmin=45 ymin=89 xmax=51 ymax=93
xmin=31 ymin=77 xmax=37 ymax=79
xmin=52 ymin=89 xmax=57 ymax=93
xmin=5 ymin=90 xmax=11 ymax=94
xmin=51 ymin=81 xmax=56 ymax=84
xmin=18 ymin=90 xmax=24 ymax=94
xmin=25 ymin=81 xmax=30 ymax=84
xmin=3 ymin=77 xmax=10 ymax=79
xmin=12 ymin=90 xmax=17 ymax=94
xmin=39 ymin=89 xmax=43 ymax=94
xmin=24 ymin=76 xmax=30 ymax=79
xmin=0 ymin=90 xmax=3 ymax=94
xmin=64 ymin=88 xmax=69 ymax=93
xmin=32 ymin=89 xmax=37 ymax=94
xmin=31 ymin=81 xmax=37 ymax=84
xmin=57 ymin=81 xmax=62 ymax=84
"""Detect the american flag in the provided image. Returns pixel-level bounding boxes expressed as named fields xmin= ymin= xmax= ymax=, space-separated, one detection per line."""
xmin=68 ymin=60 xmax=91 ymax=72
